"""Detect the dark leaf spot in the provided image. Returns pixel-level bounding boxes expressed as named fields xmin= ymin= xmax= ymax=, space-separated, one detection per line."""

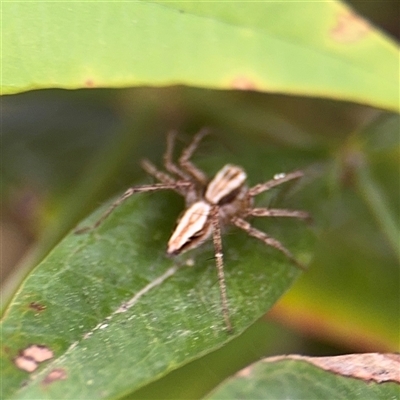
xmin=29 ymin=302 xmax=46 ymax=312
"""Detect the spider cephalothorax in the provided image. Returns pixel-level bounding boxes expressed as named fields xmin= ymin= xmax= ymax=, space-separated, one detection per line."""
xmin=78 ymin=129 xmax=310 ymax=332
xmin=166 ymin=163 xmax=251 ymax=255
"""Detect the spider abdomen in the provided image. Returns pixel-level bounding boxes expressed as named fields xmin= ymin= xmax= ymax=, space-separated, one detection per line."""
xmin=167 ymin=201 xmax=213 ymax=256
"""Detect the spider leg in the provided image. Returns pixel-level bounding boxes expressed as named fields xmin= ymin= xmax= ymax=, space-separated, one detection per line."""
xmin=248 ymin=208 xmax=311 ymax=221
xmin=210 ymin=205 xmax=233 ymax=333
xmin=141 ymin=159 xmax=176 ymax=184
xmin=249 ymin=170 xmax=304 ymax=197
xmin=141 ymin=158 xmax=189 ymax=197
xmin=163 ymin=130 xmax=190 ymax=180
xmin=75 ymin=182 xmax=191 ymax=234
xmin=231 ymin=217 xmax=307 ymax=271
xmin=179 ymin=128 xmax=209 ymax=185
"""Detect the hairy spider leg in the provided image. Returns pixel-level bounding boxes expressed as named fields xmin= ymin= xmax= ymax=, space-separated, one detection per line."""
xmin=245 ymin=169 xmax=310 ymax=223
xmin=210 ymin=205 xmax=233 ymax=332
xmin=231 ymin=217 xmax=307 ymax=271
xmin=248 ymin=208 xmax=310 ymax=220
xmin=248 ymin=170 xmax=304 ymax=197
xmin=140 ymin=158 xmax=189 ymax=196
xmin=75 ymin=182 xmax=191 ymax=234
xmin=178 ymin=128 xmax=209 ymax=185
xmin=241 ymin=169 xmax=309 ymax=270
xmin=140 ymin=158 xmax=176 ymax=184
xmin=164 ymin=130 xmax=191 ymax=180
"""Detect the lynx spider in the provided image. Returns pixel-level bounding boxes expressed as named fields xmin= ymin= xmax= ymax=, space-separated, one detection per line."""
xmin=78 ymin=129 xmax=310 ymax=332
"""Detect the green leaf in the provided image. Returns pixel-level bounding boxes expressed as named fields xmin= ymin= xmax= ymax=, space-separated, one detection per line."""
xmin=3 ymin=1 xmax=398 ymax=111
xmin=1 ymin=169 xmax=313 ymax=398
xmin=206 ymin=354 xmax=400 ymax=399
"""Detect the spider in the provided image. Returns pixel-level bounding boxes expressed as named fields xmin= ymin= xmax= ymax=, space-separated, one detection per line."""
xmin=77 ymin=129 xmax=310 ymax=332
